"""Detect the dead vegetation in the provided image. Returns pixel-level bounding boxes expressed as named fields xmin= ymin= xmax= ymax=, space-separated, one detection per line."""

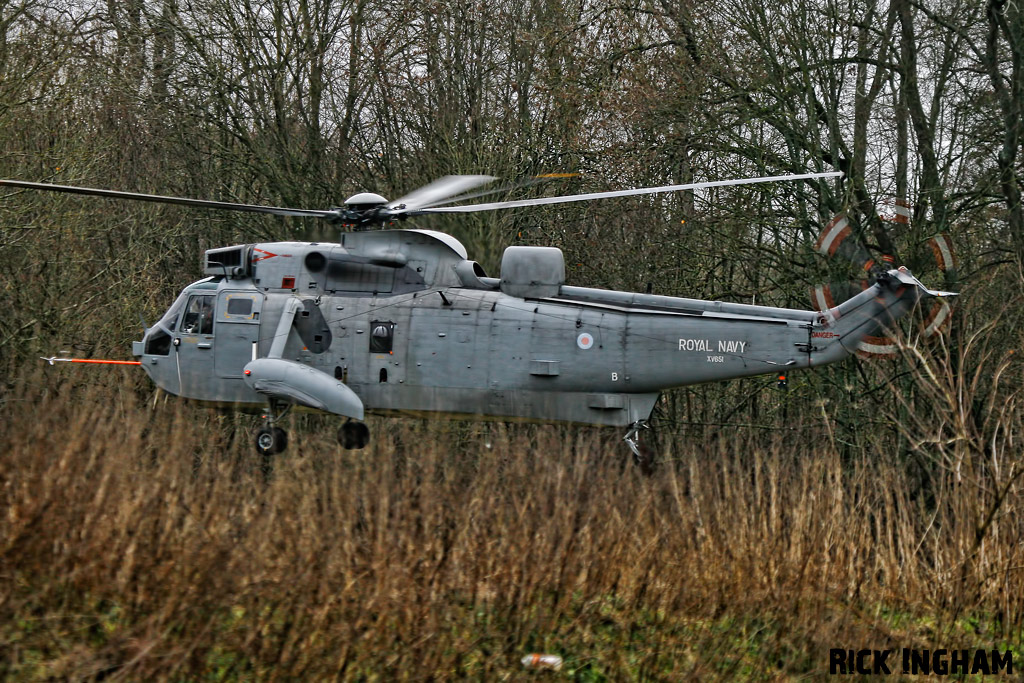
xmin=2 ymin=331 xmax=1022 ymax=680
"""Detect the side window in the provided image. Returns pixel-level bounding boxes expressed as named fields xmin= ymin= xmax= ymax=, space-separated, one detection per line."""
xmin=369 ymin=321 xmax=395 ymax=353
xmin=220 ymin=292 xmax=262 ymax=324
xmin=181 ymin=295 xmax=215 ymax=335
xmin=227 ymin=297 xmax=253 ymax=316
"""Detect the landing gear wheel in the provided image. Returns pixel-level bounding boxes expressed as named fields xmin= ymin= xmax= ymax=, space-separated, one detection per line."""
xmin=338 ymin=421 xmax=370 ymax=450
xmin=632 ymin=441 xmax=656 ymax=476
xmin=255 ymin=426 xmax=288 ymax=456
xmin=624 ymin=420 xmax=656 ymax=475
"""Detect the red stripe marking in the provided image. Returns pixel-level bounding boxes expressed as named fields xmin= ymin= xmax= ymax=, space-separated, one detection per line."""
xmin=815 ymin=214 xmax=845 ymax=251
xmin=922 ymin=301 xmax=952 ymax=335
xmin=826 ymin=224 xmax=851 ymax=256
xmin=862 ymin=335 xmax=893 ymax=345
xmin=929 ymin=233 xmax=957 ymax=271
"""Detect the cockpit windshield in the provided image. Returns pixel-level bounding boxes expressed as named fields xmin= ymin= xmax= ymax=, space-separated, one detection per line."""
xmin=158 ymin=291 xmax=188 ymax=333
xmin=143 ymin=290 xmax=188 ymax=355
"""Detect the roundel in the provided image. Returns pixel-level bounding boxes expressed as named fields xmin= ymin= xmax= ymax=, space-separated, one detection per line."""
xmin=577 ymin=332 xmax=594 ymax=350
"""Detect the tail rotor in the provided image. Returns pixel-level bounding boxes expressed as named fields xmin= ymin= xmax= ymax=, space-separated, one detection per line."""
xmin=809 ymin=200 xmax=958 ymax=358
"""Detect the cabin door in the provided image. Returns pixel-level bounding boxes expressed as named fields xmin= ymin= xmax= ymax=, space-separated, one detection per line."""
xmin=214 ymin=290 xmax=264 ymax=379
xmin=175 ymin=293 xmax=217 ymax=398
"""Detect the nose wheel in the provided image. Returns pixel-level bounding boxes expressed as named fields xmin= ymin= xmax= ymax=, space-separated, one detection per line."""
xmin=338 ymin=420 xmax=370 ymax=450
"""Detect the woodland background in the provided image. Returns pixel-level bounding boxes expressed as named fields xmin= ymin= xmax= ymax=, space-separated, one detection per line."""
xmin=2 ymin=0 xmax=1024 ymax=679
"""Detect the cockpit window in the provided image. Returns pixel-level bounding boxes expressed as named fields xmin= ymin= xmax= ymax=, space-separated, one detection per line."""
xmin=182 ymin=295 xmax=215 ymax=335
xmin=157 ymin=291 xmax=187 ymax=332
xmin=144 ymin=328 xmax=172 ymax=355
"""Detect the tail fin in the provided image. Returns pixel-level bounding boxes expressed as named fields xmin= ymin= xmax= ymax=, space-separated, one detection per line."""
xmin=810 ymin=268 xmax=956 ymax=364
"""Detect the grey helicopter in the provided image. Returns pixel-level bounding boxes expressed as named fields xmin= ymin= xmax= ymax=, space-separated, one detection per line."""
xmin=1 ymin=171 xmax=955 ymax=460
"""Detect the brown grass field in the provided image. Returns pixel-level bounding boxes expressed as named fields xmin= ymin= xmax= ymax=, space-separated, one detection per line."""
xmin=1 ymin=340 xmax=1022 ymax=680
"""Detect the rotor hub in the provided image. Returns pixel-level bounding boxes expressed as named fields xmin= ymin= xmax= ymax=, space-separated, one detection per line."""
xmin=344 ymin=192 xmax=388 ymax=210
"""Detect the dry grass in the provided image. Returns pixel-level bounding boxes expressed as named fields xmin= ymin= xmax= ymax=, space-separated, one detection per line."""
xmin=1 ymin=360 xmax=1023 ymax=680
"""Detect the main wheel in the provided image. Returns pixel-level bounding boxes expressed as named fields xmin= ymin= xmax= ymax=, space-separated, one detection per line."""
xmin=337 ymin=421 xmax=370 ymax=450
xmin=255 ymin=426 xmax=288 ymax=456
xmin=632 ymin=441 xmax=656 ymax=476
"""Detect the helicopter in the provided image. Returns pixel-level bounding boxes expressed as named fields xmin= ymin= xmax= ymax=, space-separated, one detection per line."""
xmin=1 ymin=172 xmax=955 ymax=461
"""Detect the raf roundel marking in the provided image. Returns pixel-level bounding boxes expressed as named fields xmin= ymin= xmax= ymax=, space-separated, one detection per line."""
xmin=577 ymin=332 xmax=594 ymax=350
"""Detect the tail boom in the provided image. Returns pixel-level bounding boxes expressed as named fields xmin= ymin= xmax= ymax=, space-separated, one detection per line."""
xmin=808 ymin=267 xmax=956 ymax=365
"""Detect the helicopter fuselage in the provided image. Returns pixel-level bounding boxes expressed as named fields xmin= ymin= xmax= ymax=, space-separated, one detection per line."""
xmin=134 ymin=228 xmax=931 ymax=428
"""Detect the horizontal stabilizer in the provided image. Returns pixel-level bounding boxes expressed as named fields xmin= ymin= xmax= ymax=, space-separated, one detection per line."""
xmin=243 ymin=358 xmax=364 ymax=419
xmin=890 ymin=267 xmax=958 ymax=298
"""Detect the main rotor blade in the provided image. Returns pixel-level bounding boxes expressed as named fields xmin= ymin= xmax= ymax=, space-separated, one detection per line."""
xmin=0 ymin=179 xmax=338 ymax=219
xmin=387 ymin=175 xmax=497 ymax=211
xmin=416 ymin=171 xmax=843 ymax=214
xmin=414 ymin=173 xmax=578 ymax=209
